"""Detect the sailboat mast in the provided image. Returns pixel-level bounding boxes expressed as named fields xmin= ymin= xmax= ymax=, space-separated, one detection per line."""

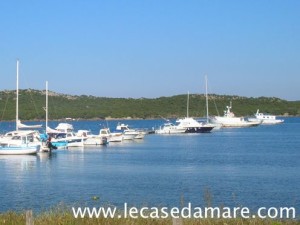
xmin=187 ymin=91 xmax=189 ymax=118
xmin=46 ymin=81 xmax=48 ymax=131
xmin=205 ymin=75 xmax=209 ymax=123
xmin=16 ymin=60 xmax=19 ymax=131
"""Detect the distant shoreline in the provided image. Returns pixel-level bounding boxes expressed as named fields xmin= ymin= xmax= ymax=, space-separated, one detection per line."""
xmin=0 ymin=115 xmax=297 ymax=123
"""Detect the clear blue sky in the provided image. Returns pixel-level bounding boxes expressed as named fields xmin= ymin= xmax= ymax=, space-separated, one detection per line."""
xmin=0 ymin=0 xmax=299 ymax=100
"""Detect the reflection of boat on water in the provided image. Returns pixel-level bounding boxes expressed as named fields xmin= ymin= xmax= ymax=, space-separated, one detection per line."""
xmin=0 ymin=154 xmax=37 ymax=173
xmin=248 ymin=110 xmax=284 ymax=125
xmin=211 ymin=102 xmax=262 ymax=128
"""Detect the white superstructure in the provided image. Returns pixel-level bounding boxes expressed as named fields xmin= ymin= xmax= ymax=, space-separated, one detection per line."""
xmin=211 ymin=103 xmax=261 ymax=128
xmin=249 ymin=110 xmax=284 ymax=125
xmin=155 ymin=122 xmax=186 ymax=134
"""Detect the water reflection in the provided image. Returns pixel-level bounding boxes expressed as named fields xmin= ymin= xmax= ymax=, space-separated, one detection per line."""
xmin=0 ymin=155 xmax=37 ymax=172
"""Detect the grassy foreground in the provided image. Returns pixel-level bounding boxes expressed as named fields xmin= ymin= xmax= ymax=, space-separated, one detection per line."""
xmin=0 ymin=211 xmax=299 ymax=225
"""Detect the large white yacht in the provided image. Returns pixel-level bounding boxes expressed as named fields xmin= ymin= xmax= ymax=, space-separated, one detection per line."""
xmin=211 ymin=103 xmax=261 ymax=128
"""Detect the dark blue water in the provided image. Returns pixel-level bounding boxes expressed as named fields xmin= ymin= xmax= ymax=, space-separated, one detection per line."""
xmin=0 ymin=118 xmax=299 ymax=212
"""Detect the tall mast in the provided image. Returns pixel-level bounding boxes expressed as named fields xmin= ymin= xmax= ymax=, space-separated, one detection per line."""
xmin=16 ymin=60 xmax=19 ymax=131
xmin=187 ymin=91 xmax=189 ymax=118
xmin=205 ymin=75 xmax=209 ymax=123
xmin=46 ymin=81 xmax=48 ymax=131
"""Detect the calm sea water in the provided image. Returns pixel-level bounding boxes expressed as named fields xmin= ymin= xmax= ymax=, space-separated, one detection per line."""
xmin=0 ymin=118 xmax=299 ymax=213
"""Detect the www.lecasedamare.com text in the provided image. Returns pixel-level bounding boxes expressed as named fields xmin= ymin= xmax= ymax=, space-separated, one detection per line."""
xmin=72 ymin=203 xmax=296 ymax=219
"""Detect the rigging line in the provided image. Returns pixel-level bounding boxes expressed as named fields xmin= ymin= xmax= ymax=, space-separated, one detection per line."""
xmin=207 ymin=80 xmax=220 ymax=117
xmin=49 ymin=92 xmax=59 ymax=120
xmin=27 ymin=88 xmax=41 ymax=119
xmin=23 ymin=77 xmax=41 ymax=119
xmin=0 ymin=92 xmax=10 ymax=124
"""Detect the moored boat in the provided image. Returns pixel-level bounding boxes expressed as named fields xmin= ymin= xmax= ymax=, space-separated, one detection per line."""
xmin=155 ymin=122 xmax=186 ymax=134
xmin=176 ymin=117 xmax=214 ymax=133
xmin=175 ymin=91 xmax=214 ymax=133
xmin=116 ymin=123 xmax=145 ymax=140
xmin=210 ymin=103 xmax=261 ymax=128
xmin=0 ymin=145 xmax=39 ymax=155
xmin=248 ymin=110 xmax=284 ymax=125
xmin=77 ymin=130 xmax=108 ymax=146
xmin=99 ymin=128 xmax=123 ymax=142
xmin=47 ymin=123 xmax=85 ymax=147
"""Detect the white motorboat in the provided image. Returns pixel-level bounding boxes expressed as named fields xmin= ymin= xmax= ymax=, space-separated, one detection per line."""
xmin=0 ymin=130 xmax=41 ymax=147
xmin=116 ymin=123 xmax=145 ymax=140
xmin=47 ymin=123 xmax=85 ymax=147
xmin=248 ymin=110 xmax=284 ymax=125
xmin=210 ymin=103 xmax=261 ymax=128
xmin=0 ymin=132 xmax=40 ymax=155
xmin=77 ymin=130 xmax=108 ymax=146
xmin=155 ymin=122 xmax=186 ymax=134
xmin=99 ymin=128 xmax=123 ymax=142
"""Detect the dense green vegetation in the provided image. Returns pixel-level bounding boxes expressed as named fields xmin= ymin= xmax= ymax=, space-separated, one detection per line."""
xmin=0 ymin=89 xmax=299 ymax=121
xmin=0 ymin=210 xmax=299 ymax=225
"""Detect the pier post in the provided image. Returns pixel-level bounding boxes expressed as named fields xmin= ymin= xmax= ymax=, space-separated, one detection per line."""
xmin=172 ymin=217 xmax=183 ymax=225
xmin=26 ymin=210 xmax=34 ymax=225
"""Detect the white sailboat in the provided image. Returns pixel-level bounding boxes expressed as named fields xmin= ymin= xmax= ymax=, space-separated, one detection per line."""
xmin=0 ymin=60 xmax=41 ymax=154
xmin=42 ymin=81 xmax=81 ymax=148
xmin=202 ymin=75 xmax=220 ymax=130
xmin=176 ymin=91 xmax=214 ymax=133
xmin=15 ymin=60 xmax=42 ymax=130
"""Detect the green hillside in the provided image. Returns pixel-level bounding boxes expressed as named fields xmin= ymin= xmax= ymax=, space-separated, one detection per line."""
xmin=0 ymin=89 xmax=299 ymax=121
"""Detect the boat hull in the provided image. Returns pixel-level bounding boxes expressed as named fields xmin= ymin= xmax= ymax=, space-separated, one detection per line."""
xmin=185 ymin=126 xmax=214 ymax=133
xmin=84 ymin=137 xmax=108 ymax=146
xmin=249 ymin=118 xmax=284 ymax=125
xmin=0 ymin=145 xmax=39 ymax=155
xmin=262 ymin=120 xmax=284 ymax=125
xmin=122 ymin=133 xmax=137 ymax=140
xmin=212 ymin=116 xmax=261 ymax=128
xmin=156 ymin=129 xmax=186 ymax=134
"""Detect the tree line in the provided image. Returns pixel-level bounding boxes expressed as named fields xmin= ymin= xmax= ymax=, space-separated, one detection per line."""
xmin=0 ymin=89 xmax=299 ymax=121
